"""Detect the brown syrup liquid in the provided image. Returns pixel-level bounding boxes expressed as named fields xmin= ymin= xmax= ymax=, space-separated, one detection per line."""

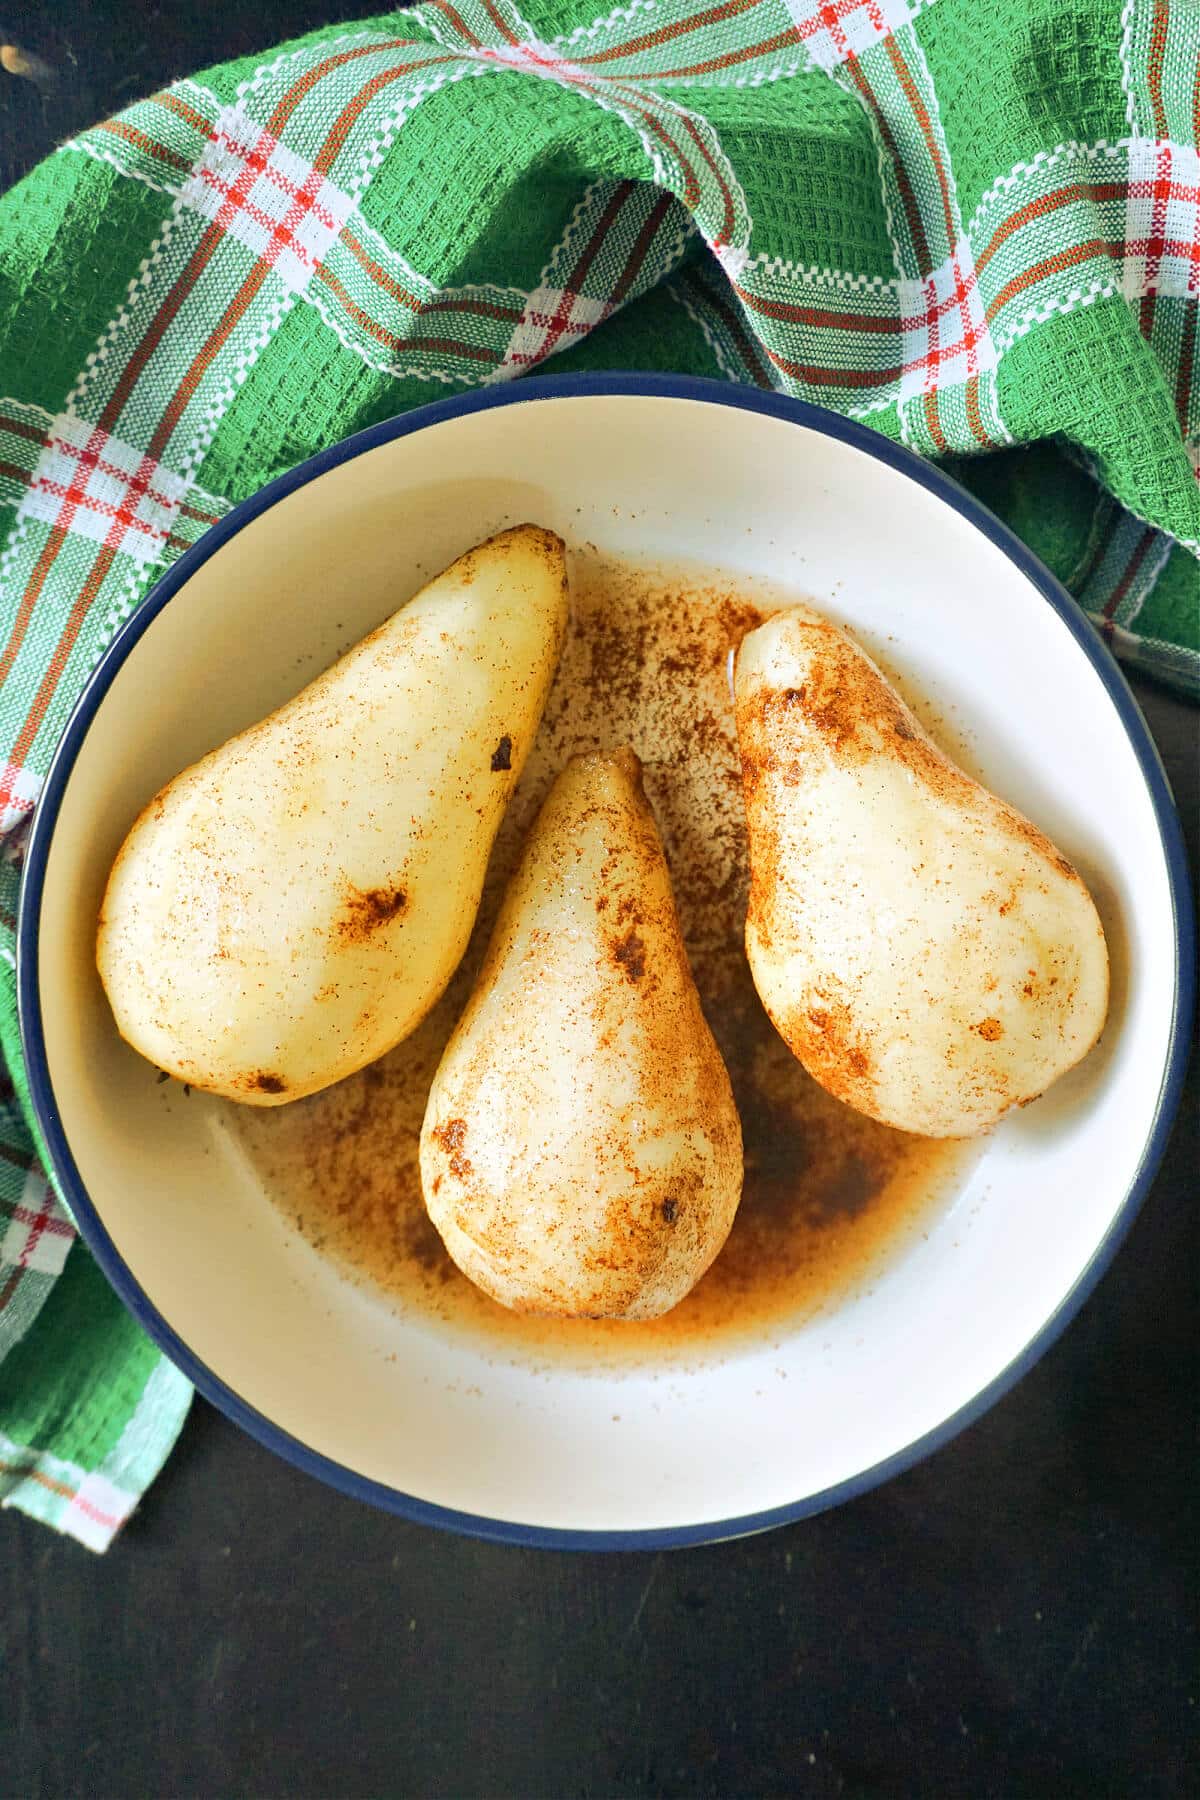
xmin=230 ymin=556 xmax=973 ymax=1364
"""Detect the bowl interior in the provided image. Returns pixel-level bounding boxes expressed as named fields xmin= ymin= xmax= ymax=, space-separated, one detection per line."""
xmin=29 ymin=389 xmax=1180 ymax=1536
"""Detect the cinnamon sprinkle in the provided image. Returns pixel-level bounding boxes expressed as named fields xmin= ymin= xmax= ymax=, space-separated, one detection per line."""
xmin=231 ymin=554 xmax=973 ymax=1365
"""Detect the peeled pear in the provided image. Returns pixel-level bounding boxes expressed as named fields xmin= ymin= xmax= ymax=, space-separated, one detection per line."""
xmin=420 ymin=747 xmax=743 ymax=1319
xmin=98 ymin=525 xmax=569 ymax=1105
xmin=734 ymin=606 xmax=1109 ymax=1137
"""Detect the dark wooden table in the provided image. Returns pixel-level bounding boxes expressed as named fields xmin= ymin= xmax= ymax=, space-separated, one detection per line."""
xmin=2 ymin=8 xmax=1197 ymax=1796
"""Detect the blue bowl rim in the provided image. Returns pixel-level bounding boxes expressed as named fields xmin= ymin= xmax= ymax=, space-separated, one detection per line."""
xmin=16 ymin=371 xmax=1196 ymax=1551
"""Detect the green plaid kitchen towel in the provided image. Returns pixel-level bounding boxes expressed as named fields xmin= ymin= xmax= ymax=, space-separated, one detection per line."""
xmin=1 ymin=0 xmax=1197 ymax=1548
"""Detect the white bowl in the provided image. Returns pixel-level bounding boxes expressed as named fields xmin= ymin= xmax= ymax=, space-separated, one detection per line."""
xmin=18 ymin=376 xmax=1193 ymax=1547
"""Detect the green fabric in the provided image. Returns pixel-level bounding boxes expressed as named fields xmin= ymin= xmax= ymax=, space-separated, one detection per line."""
xmin=0 ymin=0 xmax=1195 ymax=1546
xmin=0 ymin=1235 xmax=191 ymax=1549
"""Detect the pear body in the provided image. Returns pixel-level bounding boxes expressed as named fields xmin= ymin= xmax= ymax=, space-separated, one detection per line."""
xmin=98 ymin=525 xmax=569 ymax=1104
xmin=420 ymin=748 xmax=743 ymax=1319
xmin=734 ymin=607 xmax=1108 ymax=1137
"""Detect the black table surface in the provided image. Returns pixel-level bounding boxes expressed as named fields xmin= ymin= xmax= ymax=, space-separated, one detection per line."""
xmin=2 ymin=8 xmax=1197 ymax=1796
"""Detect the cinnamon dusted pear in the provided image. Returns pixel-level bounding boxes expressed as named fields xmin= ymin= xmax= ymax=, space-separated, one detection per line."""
xmin=420 ymin=748 xmax=743 ymax=1318
xmin=98 ymin=526 xmax=569 ymax=1104
xmin=734 ymin=606 xmax=1108 ymax=1137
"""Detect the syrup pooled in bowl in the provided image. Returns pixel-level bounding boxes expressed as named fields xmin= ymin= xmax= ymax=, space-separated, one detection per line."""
xmin=228 ymin=555 xmax=974 ymax=1363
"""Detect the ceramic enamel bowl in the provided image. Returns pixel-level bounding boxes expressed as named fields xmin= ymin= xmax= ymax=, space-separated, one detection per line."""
xmin=19 ymin=376 xmax=1193 ymax=1547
